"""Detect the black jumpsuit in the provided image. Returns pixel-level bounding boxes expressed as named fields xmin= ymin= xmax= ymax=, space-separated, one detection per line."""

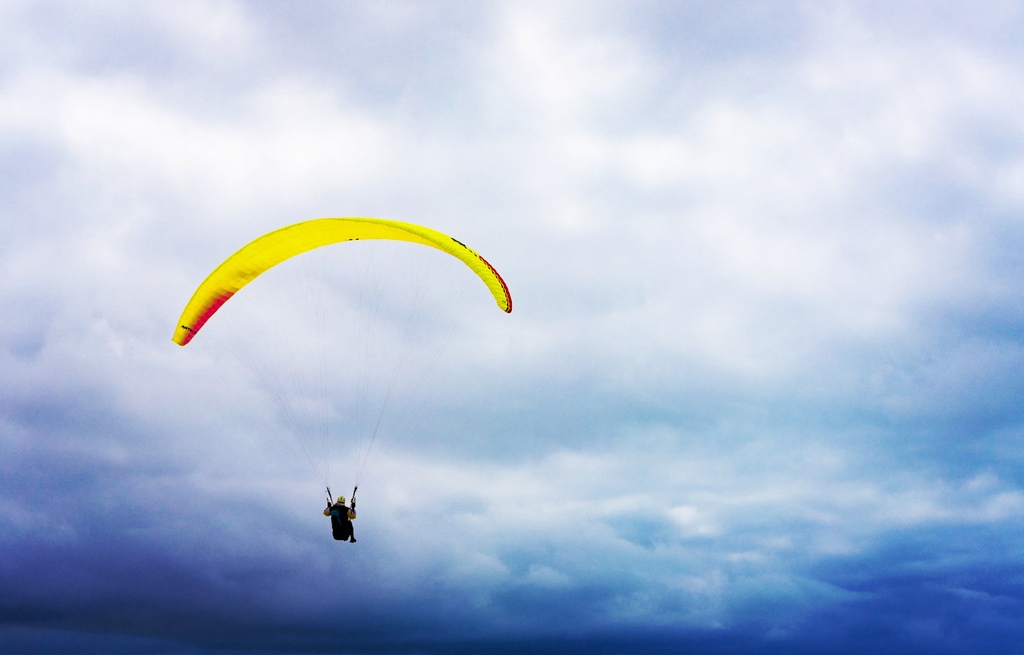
xmin=325 ymin=502 xmax=356 ymax=542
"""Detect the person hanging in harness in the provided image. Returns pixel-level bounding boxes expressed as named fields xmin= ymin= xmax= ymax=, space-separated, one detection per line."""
xmin=324 ymin=487 xmax=357 ymax=543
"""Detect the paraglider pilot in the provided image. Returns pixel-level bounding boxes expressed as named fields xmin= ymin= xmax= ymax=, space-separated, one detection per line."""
xmin=324 ymin=488 xmax=357 ymax=543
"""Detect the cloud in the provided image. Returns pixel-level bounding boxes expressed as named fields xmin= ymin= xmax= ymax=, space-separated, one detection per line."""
xmin=4 ymin=1 xmax=1024 ymax=653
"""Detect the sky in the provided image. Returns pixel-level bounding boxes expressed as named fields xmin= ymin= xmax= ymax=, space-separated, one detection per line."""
xmin=3 ymin=1 xmax=1024 ymax=653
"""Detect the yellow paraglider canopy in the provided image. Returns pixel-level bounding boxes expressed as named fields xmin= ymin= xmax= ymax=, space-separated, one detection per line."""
xmin=172 ymin=217 xmax=512 ymax=346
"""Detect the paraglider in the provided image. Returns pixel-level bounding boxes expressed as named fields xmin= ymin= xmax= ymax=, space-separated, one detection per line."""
xmin=172 ymin=217 xmax=511 ymax=347
xmin=324 ymin=488 xmax=357 ymax=543
xmin=172 ymin=217 xmax=512 ymax=542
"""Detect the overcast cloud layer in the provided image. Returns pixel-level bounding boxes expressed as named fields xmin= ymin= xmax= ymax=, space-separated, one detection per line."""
xmin=4 ymin=1 xmax=1024 ymax=653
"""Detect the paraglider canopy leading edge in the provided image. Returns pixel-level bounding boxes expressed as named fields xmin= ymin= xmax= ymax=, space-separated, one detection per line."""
xmin=172 ymin=217 xmax=512 ymax=347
